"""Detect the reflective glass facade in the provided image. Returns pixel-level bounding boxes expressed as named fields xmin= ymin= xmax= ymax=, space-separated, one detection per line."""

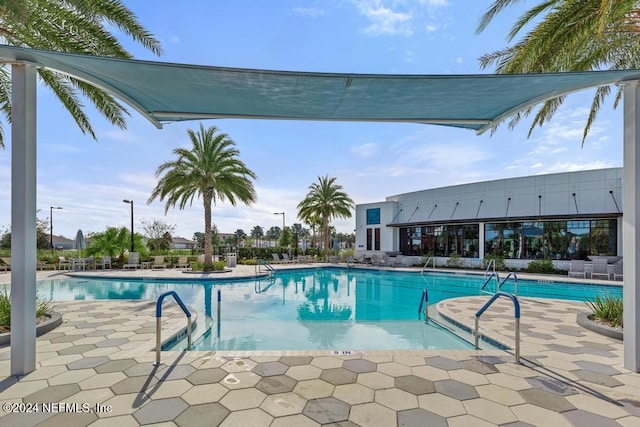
xmin=485 ymin=219 xmax=617 ymax=260
xmin=399 ymin=218 xmax=617 ymax=259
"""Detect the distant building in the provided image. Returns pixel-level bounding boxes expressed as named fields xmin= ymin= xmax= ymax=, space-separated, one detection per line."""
xmin=171 ymin=236 xmax=196 ymax=250
xmin=355 ymin=168 xmax=622 ymax=270
xmin=51 ymin=235 xmax=75 ymax=250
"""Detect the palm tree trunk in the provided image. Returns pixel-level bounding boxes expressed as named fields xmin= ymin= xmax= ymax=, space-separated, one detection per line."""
xmin=204 ymin=192 xmax=213 ymax=269
xmin=323 ymin=215 xmax=329 ymax=256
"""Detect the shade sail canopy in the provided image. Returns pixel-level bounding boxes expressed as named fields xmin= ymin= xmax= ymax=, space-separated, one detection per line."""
xmin=2 ymin=45 xmax=640 ymax=133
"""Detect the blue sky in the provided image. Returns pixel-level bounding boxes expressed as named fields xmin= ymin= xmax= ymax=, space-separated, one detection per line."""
xmin=0 ymin=0 xmax=624 ymax=240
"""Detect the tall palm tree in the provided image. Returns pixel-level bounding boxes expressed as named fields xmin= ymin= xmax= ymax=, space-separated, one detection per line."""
xmin=0 ymin=0 xmax=162 ymax=146
xmin=476 ymin=0 xmax=640 ymax=143
xmin=297 ymin=175 xmax=354 ymax=255
xmin=250 ymin=225 xmax=264 ymax=247
xmin=147 ymin=124 xmax=257 ymax=269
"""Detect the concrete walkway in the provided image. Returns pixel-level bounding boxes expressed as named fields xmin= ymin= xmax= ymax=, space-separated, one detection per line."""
xmin=0 ymin=266 xmax=636 ymax=426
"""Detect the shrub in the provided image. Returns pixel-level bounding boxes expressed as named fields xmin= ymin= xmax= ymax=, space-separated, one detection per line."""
xmin=586 ymin=295 xmax=623 ymax=328
xmin=0 ymin=286 xmax=54 ymax=327
xmin=483 ymin=254 xmax=506 ymax=271
xmin=527 ymin=258 xmax=555 ymax=274
xmin=447 ymin=254 xmax=463 ymax=268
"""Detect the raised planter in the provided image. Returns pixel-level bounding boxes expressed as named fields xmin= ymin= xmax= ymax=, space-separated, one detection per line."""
xmin=0 ymin=311 xmax=63 ymax=346
xmin=576 ymin=312 xmax=622 ymax=341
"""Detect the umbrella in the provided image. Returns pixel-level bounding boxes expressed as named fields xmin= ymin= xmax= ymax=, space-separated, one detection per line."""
xmin=333 ymin=236 xmax=339 ymax=253
xmin=75 ymin=229 xmax=85 ymax=257
xmin=301 ymin=237 xmax=307 ymax=254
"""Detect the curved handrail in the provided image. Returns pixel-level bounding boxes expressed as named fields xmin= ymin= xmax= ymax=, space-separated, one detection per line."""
xmin=498 ymin=272 xmax=518 ymax=295
xmin=154 ymin=291 xmax=192 ymax=366
xmin=484 ymin=258 xmax=496 ymax=276
xmin=421 ymin=257 xmax=436 ymax=275
xmin=480 ymin=272 xmax=500 ymax=294
xmin=474 ymin=291 xmax=520 ymax=363
xmin=256 ymin=259 xmax=275 ymax=275
xmin=417 ymin=289 xmax=429 ymax=320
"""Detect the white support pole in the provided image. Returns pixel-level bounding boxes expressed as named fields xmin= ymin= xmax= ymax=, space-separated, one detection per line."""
xmin=10 ymin=63 xmax=37 ymax=376
xmin=623 ymin=82 xmax=640 ymax=372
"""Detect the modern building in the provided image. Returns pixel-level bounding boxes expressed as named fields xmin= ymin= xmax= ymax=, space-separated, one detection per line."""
xmin=355 ymin=168 xmax=623 ymax=270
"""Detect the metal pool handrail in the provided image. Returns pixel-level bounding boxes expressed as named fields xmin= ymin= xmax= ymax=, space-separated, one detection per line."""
xmin=154 ymin=291 xmax=192 ymax=366
xmin=480 ymin=272 xmax=500 ymax=294
xmin=418 ymin=289 xmax=429 ymax=320
xmin=421 ymin=257 xmax=436 ymax=275
xmin=256 ymin=259 xmax=275 ymax=275
xmin=484 ymin=258 xmax=496 ymax=276
xmin=474 ymin=291 xmax=521 ymax=363
xmin=498 ymin=272 xmax=518 ymax=295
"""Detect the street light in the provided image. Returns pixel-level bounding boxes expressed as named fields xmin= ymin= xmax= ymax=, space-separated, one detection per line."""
xmin=273 ymin=212 xmax=285 ymax=230
xmin=123 ymin=199 xmax=134 ymax=252
xmin=50 ymin=206 xmax=62 ymax=249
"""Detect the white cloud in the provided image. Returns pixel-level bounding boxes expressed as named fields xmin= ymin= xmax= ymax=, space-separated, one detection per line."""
xmin=292 ymin=7 xmax=325 ymax=17
xmin=169 ymin=35 xmax=180 ymax=44
xmin=425 ymin=23 xmax=437 ymax=33
xmin=361 ymin=5 xmax=413 ymax=36
xmin=350 ymin=142 xmax=380 ymax=158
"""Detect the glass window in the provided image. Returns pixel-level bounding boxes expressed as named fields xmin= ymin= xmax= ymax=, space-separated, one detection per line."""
xmin=366 ymin=208 xmax=381 ymax=225
xmin=374 ymin=228 xmax=381 ymax=250
xmin=400 ymin=224 xmax=479 ymax=257
xmin=366 ymin=228 xmax=372 ymax=251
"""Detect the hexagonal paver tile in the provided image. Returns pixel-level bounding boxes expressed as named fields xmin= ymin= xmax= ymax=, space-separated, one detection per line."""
xmin=175 ymin=402 xmax=229 ymax=427
xmin=124 ymin=362 xmax=157 ymax=377
xmin=343 ymin=359 xmax=377 ymax=374
xmin=221 ymin=358 xmax=257 ymax=373
xmin=519 ymin=389 xmax=576 ymax=412
xmin=376 ymin=388 xmax=419 ymax=411
xmin=154 ymin=364 xmax=197 ymax=380
xmin=37 ymin=411 xmax=97 ymax=427
xmin=286 ymin=365 xmax=322 ymax=381
xmin=218 ymin=408 xmax=273 ymax=427
xmin=95 ymin=359 xmax=138 ymax=374
xmin=24 ymin=384 xmax=81 ymax=403
xmin=110 ymin=375 xmax=159 ymax=395
xmin=357 ymin=372 xmax=395 ymax=390
xmin=270 ymin=414 xmax=320 ymax=427
xmin=57 ymin=344 xmax=97 ymax=355
xmin=463 ymin=398 xmax=519 ymax=425
xmin=146 ymin=379 xmax=193 ymax=400
xmin=186 ymin=368 xmax=228 ymax=385
xmin=460 ymin=359 xmax=499 ymax=375
xmin=398 ymin=408 xmax=447 ymax=427
xmin=260 ymin=392 xmax=307 ymax=417
xmin=218 ymin=387 xmax=266 ymax=411
xmin=255 ymin=375 xmax=297 ymax=395
xmin=526 ymin=376 xmax=577 ymax=396
xmin=303 ymin=397 xmax=350 ymax=424
xmin=181 ymin=383 xmax=229 ymax=405
xmin=221 ymin=372 xmax=261 ymax=390
xmin=79 ymin=372 xmax=127 ymax=390
xmin=294 ymin=379 xmax=334 ymax=400
xmin=574 ymin=361 xmax=620 ymax=376
xmin=333 ymin=383 xmax=375 ymax=405
xmin=476 ymin=384 xmax=526 ymax=406
xmin=310 ymin=356 xmax=343 ymax=370
xmin=132 ymin=397 xmax=188 ymax=424
xmin=95 ymin=338 xmax=128 ymax=348
xmin=426 ymin=356 xmax=462 ymax=371
xmin=434 ymin=379 xmax=479 ymax=401
xmin=320 ymin=368 xmax=357 ymax=386
xmin=66 ymin=356 xmax=110 ymax=370
xmin=252 ymin=361 xmax=289 ymax=377
xmin=377 ymin=362 xmax=412 ymax=377
xmin=573 ymin=370 xmax=624 ymax=387
xmin=394 ymin=375 xmax=435 ymax=395
xmin=279 ymin=356 xmax=313 ymax=366
xmin=349 ymin=402 xmax=396 ymax=426
xmin=418 ymin=393 xmax=466 ymax=418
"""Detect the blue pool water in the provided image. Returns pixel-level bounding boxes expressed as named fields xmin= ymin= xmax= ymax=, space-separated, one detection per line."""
xmin=36 ymin=268 xmax=622 ymax=351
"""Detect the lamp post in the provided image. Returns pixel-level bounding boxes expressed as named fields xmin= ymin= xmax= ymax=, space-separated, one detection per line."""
xmin=273 ymin=212 xmax=285 ymax=230
xmin=50 ymin=206 xmax=62 ymax=249
xmin=123 ymin=199 xmax=134 ymax=252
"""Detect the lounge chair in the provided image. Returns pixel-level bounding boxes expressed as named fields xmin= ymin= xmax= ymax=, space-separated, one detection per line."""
xmin=175 ymin=256 xmax=190 ymax=270
xmin=58 ymin=256 xmax=71 ymax=271
xmin=282 ymin=253 xmax=295 ymax=264
xmin=271 ymin=253 xmax=283 ymax=264
xmin=613 ymin=260 xmax=623 ymax=281
xmin=151 ymin=256 xmax=167 ymax=269
xmin=96 ymin=256 xmax=112 ymax=269
xmin=0 ymin=257 xmax=9 ymax=272
xmin=568 ymin=260 xmax=586 ymax=278
xmin=590 ymin=258 xmax=610 ymax=280
xmin=123 ymin=252 xmax=140 ymax=269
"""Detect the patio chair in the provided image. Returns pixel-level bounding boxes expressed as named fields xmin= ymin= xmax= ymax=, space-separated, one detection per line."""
xmin=271 ymin=253 xmax=283 ymax=264
xmin=568 ymin=260 xmax=586 ymax=278
xmin=0 ymin=257 xmax=9 ymax=272
xmin=151 ymin=255 xmax=167 ymax=269
xmin=590 ymin=258 xmax=610 ymax=280
xmin=96 ymin=256 xmax=112 ymax=269
xmin=123 ymin=252 xmax=140 ymax=269
xmin=613 ymin=260 xmax=623 ymax=281
xmin=282 ymin=253 xmax=295 ymax=264
xmin=58 ymin=256 xmax=71 ymax=271
xmin=175 ymin=256 xmax=190 ymax=270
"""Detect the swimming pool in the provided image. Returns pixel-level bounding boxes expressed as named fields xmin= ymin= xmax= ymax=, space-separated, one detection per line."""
xmin=36 ymin=268 xmax=621 ymax=351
